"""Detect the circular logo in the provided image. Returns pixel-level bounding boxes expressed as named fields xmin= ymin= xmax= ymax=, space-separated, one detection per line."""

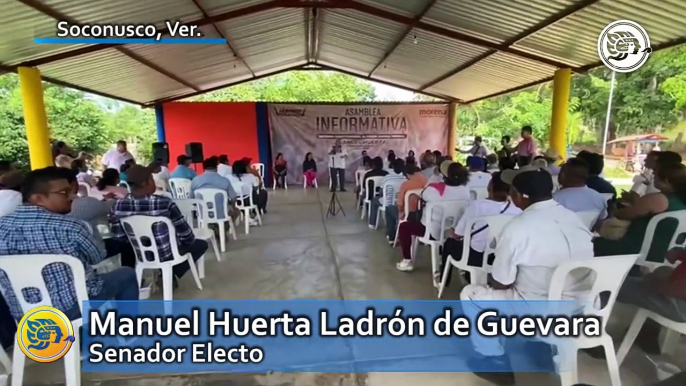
xmin=17 ymin=306 xmax=75 ymax=363
xmin=598 ymin=20 xmax=652 ymax=73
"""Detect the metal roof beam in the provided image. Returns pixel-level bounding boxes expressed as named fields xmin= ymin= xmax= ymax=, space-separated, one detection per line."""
xmin=418 ymin=0 xmax=602 ymax=91
xmin=312 ymin=8 xmax=321 ymax=62
xmin=146 ymin=64 xmax=310 ymax=105
xmin=16 ymin=0 xmax=200 ymax=91
xmin=368 ymin=0 xmax=438 ymax=77
xmin=189 ymin=0 xmax=255 ymax=78
xmin=343 ymin=0 xmax=577 ymax=70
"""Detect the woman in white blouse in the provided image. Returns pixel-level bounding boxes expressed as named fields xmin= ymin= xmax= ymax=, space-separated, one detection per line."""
xmin=396 ymin=161 xmax=471 ymax=272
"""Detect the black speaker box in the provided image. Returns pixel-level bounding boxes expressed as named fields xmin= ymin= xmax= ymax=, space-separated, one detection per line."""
xmin=151 ymin=142 xmax=169 ymax=165
xmin=185 ymin=142 xmax=204 ymax=163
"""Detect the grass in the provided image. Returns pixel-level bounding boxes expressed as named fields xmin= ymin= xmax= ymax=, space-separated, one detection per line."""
xmin=614 ymin=184 xmax=632 ymax=195
xmin=603 ymin=167 xmax=633 ymax=179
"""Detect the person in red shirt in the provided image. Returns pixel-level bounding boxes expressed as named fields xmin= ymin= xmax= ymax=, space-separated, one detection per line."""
xmin=614 ymin=248 xmax=686 ymax=323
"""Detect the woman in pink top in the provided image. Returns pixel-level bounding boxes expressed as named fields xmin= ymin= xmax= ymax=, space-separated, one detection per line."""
xmin=95 ymin=168 xmax=129 ymax=199
xmin=515 ymin=125 xmax=538 ymax=167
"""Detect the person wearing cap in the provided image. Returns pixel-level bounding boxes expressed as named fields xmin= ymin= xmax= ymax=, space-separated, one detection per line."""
xmin=542 ymin=148 xmax=563 ymax=176
xmin=170 ymin=155 xmax=197 ymax=180
xmin=459 ymin=136 xmax=489 ymax=158
xmin=110 ymin=165 xmax=208 ymax=281
xmin=553 ymin=158 xmax=608 ymax=227
xmin=465 ymin=156 xmax=491 ymax=189
xmin=396 ymin=162 xmax=471 ymax=272
xmin=0 ymin=170 xmax=23 ymax=217
xmin=426 ymin=158 xmax=446 ymax=185
xmin=439 ymin=171 xmax=521 ymax=286
xmin=101 ymin=140 xmax=134 ymax=171
xmin=368 ymin=158 xmax=406 ymax=230
xmin=460 ymin=169 xmax=594 ymax=383
xmin=515 ymin=125 xmax=538 ymax=167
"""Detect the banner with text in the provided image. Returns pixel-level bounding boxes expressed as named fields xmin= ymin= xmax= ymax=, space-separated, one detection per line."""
xmin=268 ymin=104 xmax=450 ymax=184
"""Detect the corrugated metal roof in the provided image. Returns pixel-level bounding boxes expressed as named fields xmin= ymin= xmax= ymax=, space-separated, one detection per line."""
xmin=0 ymin=0 xmax=684 ymax=105
xmin=318 ymin=9 xmax=405 ymax=74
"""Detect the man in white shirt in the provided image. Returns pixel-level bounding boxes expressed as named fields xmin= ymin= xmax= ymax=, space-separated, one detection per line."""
xmin=330 ymin=143 xmax=348 ymax=192
xmin=101 ymin=140 xmax=134 ymax=170
xmin=440 ymin=171 xmax=521 ymax=287
xmin=217 ymin=155 xmax=232 ymax=179
xmin=465 ymin=156 xmax=492 ymax=190
xmin=460 ymin=136 xmax=490 ymax=158
xmin=461 ymin=169 xmax=594 ymax=383
xmin=0 ymin=171 xmax=23 ymax=217
xmin=554 ymin=157 xmax=608 ymax=223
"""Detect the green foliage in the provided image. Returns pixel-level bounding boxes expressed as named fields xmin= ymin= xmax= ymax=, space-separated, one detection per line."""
xmin=191 ymin=71 xmax=376 ymax=102
xmin=458 ymin=45 xmax=686 ymax=148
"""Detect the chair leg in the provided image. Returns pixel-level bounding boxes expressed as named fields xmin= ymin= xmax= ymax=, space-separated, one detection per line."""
xmin=393 ymin=221 xmax=403 ymax=247
xmin=244 ymin=210 xmax=250 ymax=234
xmin=430 ymin=244 xmax=439 ymax=280
xmin=63 ymin=342 xmax=81 ymax=386
xmin=374 ymin=208 xmax=381 ymax=230
xmin=186 ymin=256 xmax=203 ymax=290
xmin=555 ymin=348 xmax=578 ymax=386
xmin=603 ymin=338 xmax=622 ymax=386
xmin=0 ymin=347 xmax=11 ymax=375
xmin=209 ymin=234 xmax=221 ymax=262
xmin=218 ymin=222 xmax=227 ymax=253
xmin=198 ymin=254 xmax=205 ymax=279
xmin=255 ymin=208 xmax=262 ymax=226
xmin=361 ymin=203 xmax=366 ymax=220
xmin=227 ymin=218 xmax=238 ymax=240
xmin=437 ymin=256 xmax=453 ymax=299
xmin=410 ymin=237 xmax=418 ymax=261
xmin=10 ymin=345 xmax=25 ymax=386
xmin=616 ymin=309 xmax=648 ymax=365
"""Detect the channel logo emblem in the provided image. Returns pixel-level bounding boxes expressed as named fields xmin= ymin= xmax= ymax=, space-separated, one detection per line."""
xmin=17 ymin=306 xmax=75 ymax=363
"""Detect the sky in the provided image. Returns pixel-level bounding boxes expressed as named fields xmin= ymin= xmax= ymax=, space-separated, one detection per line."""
xmin=371 ymin=82 xmax=415 ymax=101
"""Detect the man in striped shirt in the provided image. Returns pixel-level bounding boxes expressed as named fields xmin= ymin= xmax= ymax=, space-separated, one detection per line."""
xmin=368 ymin=159 xmax=406 ymax=238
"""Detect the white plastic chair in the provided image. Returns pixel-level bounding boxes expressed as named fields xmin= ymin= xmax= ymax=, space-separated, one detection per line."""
xmin=545 ymin=254 xmax=639 ymax=386
xmin=154 ymin=177 xmax=169 ymax=192
xmin=77 ymin=182 xmax=90 ymax=197
xmin=303 ymin=174 xmax=319 ymax=189
xmin=174 ymin=198 xmax=222 ymax=278
xmin=169 ymin=178 xmax=192 ymax=199
xmin=411 ymin=200 xmax=470 ymax=283
xmin=252 ymin=163 xmax=265 ymax=179
xmin=600 ymin=192 xmax=614 ymax=203
xmin=235 ymin=188 xmax=262 ymax=235
xmin=193 ymin=189 xmax=238 ymax=251
xmin=469 ymin=187 xmax=488 ymax=200
xmin=576 ymin=210 xmax=601 ymax=230
xmin=361 ymin=176 xmax=384 ymax=220
xmin=374 ymin=181 xmax=401 ymax=230
xmin=119 ymin=216 xmax=203 ymax=310
xmin=118 ymin=180 xmax=131 ymax=192
xmin=437 ymin=214 xmax=517 ymax=298
xmin=0 ymin=254 xmax=89 ymax=386
xmin=355 ymin=169 xmax=366 ymax=189
xmin=616 ymin=307 xmax=686 ymax=366
xmin=393 ymin=188 xmax=423 ymax=247
xmin=272 ymin=174 xmax=288 ymax=190
xmin=635 ymin=209 xmax=686 ymax=270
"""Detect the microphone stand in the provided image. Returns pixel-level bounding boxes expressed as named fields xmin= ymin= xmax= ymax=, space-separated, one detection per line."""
xmin=327 ymin=152 xmax=345 ymax=218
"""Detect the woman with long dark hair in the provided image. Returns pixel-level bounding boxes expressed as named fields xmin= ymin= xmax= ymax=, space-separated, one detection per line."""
xmin=274 ymin=153 xmax=288 ymax=189
xmin=302 ymin=152 xmax=317 ymax=188
xmin=233 ymin=160 xmax=268 ymax=216
xmin=95 ymin=168 xmax=128 ymax=199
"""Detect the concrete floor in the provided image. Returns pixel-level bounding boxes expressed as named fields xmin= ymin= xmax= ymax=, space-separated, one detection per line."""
xmin=21 ymin=187 xmax=685 ymax=385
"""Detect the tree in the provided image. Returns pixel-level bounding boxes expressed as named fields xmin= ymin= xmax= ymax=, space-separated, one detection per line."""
xmin=191 ymin=71 xmax=376 ymax=102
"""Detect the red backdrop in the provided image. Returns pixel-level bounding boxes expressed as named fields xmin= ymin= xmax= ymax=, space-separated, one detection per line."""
xmin=163 ymin=102 xmax=260 ymax=166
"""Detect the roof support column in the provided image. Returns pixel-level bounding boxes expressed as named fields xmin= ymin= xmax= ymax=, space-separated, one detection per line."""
xmin=18 ymin=67 xmax=52 ymax=169
xmin=155 ymin=104 xmax=166 ymax=142
xmin=550 ymin=68 xmax=572 ymax=161
xmin=448 ymin=102 xmax=458 ymax=160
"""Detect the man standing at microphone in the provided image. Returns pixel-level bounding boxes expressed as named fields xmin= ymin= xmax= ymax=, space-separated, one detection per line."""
xmin=330 ymin=139 xmax=348 ymax=192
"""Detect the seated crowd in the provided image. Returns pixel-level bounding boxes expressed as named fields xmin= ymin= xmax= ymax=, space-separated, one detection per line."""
xmin=359 ymin=145 xmax=686 ymax=383
xmin=0 ymin=140 xmax=271 ymax=327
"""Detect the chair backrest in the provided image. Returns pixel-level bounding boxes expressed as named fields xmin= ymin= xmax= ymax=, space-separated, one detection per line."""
xmin=637 ymin=209 xmax=686 ymax=265
xmin=400 ymin=188 xmax=422 ymax=219
xmin=253 ymin=163 xmax=265 ymax=178
xmin=469 ymin=187 xmax=488 ymax=200
xmin=0 ymin=254 xmax=89 ymax=315
xmin=365 ymin=176 xmax=385 ymax=199
xmin=422 ymin=200 xmax=470 ymax=242
xmin=156 ymin=191 xmax=173 ymax=199
xmin=154 ymin=177 xmax=169 ymax=192
xmin=77 ymin=182 xmax=90 ymax=197
xmin=483 ymin=214 xmax=518 ymax=259
xmin=600 ymin=193 xmax=614 ymax=203
xmin=169 ymin=178 xmax=192 ymax=199
xmin=548 ymin=254 xmax=638 ymax=329
xmin=576 ymin=210 xmax=601 ymax=230
xmin=460 ymin=214 xmax=518 ymax=268
xmin=380 ymin=181 xmax=401 ymax=208
xmin=119 ymin=215 xmax=184 ymax=264
xmin=355 ymin=170 xmax=366 ymax=187
xmin=173 ymin=198 xmax=203 ymax=228
xmin=228 ymin=175 xmax=252 ymax=198
xmin=119 ymin=180 xmax=131 ymax=192
xmin=194 ymin=188 xmax=230 ymax=222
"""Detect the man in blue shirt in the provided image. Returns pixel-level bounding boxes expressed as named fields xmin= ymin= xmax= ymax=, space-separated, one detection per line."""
xmin=191 ymin=158 xmax=239 ymax=224
xmin=577 ymin=151 xmax=616 ymax=199
xmin=0 ymin=167 xmax=138 ymax=322
xmin=553 ymin=158 xmax=608 ymax=224
xmin=170 ymin=155 xmax=197 ymax=180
